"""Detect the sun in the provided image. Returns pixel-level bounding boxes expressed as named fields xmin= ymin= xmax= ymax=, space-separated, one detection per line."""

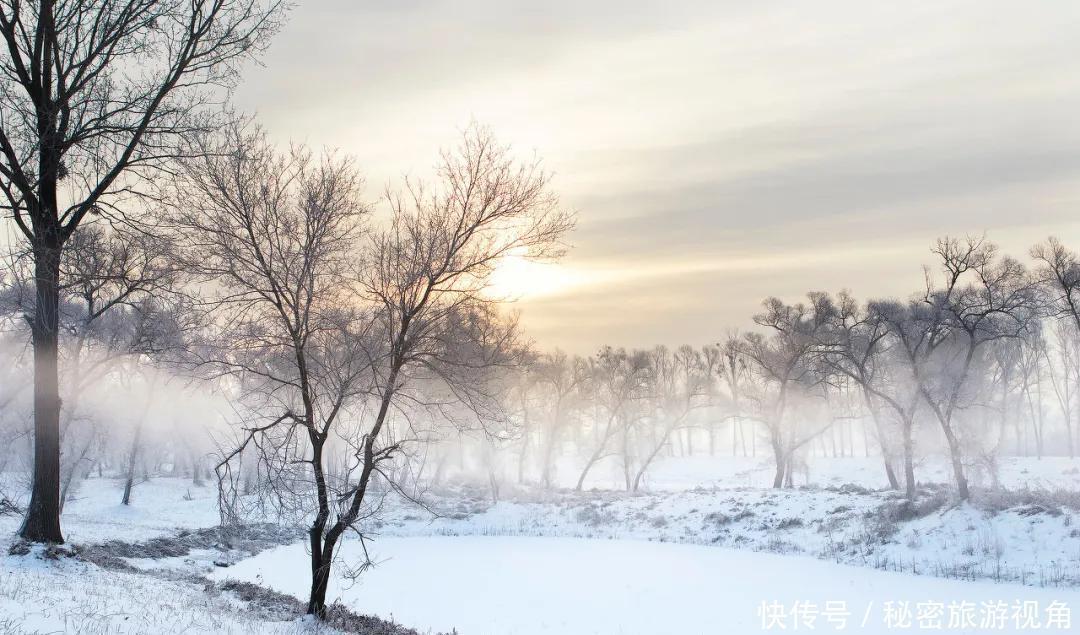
xmin=486 ymin=247 xmax=580 ymax=300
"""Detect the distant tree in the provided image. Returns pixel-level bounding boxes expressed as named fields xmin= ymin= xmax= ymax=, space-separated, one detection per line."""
xmin=710 ymin=333 xmax=753 ymax=457
xmin=630 ymin=345 xmax=709 ymax=491
xmin=741 ymin=293 xmax=835 ymax=488
xmin=819 ymin=292 xmax=909 ymax=493
xmin=1042 ymin=319 xmax=1079 ymax=458
xmin=886 ymin=237 xmax=1039 ymax=500
xmin=533 ymin=350 xmax=587 ymax=489
xmin=510 ymin=358 xmax=540 ymax=484
xmin=575 ymin=347 xmax=649 ymax=491
xmin=1031 ymin=237 xmax=1080 ymax=457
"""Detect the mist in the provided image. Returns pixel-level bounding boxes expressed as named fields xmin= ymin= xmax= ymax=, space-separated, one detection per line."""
xmin=4 ymin=2 xmax=1080 ymax=634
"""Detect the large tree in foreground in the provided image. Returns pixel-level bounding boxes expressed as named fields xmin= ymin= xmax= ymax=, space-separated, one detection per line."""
xmin=0 ymin=0 xmax=286 ymax=543
xmin=174 ymin=123 xmax=572 ymax=618
xmin=167 ymin=123 xmax=372 ymax=617
xmin=1 ymin=223 xmax=189 ymax=510
xmin=311 ymin=126 xmax=572 ymax=616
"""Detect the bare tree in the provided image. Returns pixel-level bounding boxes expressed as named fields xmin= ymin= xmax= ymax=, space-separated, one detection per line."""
xmin=574 ymin=347 xmax=649 ymax=491
xmin=1042 ymin=319 xmax=1078 ymax=458
xmin=510 ymin=359 xmax=539 ymax=484
xmin=819 ymin=292 xmax=913 ymax=492
xmin=165 ymin=122 xmax=372 ymax=617
xmin=533 ymin=350 xmax=587 ymax=488
xmin=1031 ymin=237 xmax=1080 ymax=457
xmin=304 ymin=125 xmax=570 ymax=616
xmin=1032 ymin=237 xmax=1080 ymax=334
xmin=0 ymin=0 xmax=287 ymax=543
xmin=629 ymin=345 xmax=709 ymax=491
xmin=174 ymin=123 xmax=571 ymax=618
xmin=741 ymin=293 xmax=835 ymax=488
xmin=1 ymin=224 xmax=189 ymax=509
xmin=713 ymin=334 xmax=753 ymax=457
xmin=888 ymin=237 xmax=1039 ymax=500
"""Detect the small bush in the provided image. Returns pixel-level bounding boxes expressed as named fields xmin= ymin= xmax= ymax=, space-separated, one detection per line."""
xmin=6 ymin=540 xmax=30 ymax=556
xmin=574 ymin=505 xmax=615 ymax=527
xmin=973 ymin=486 xmax=1080 ymax=515
xmin=776 ymin=517 xmax=804 ymax=529
xmin=0 ymin=496 xmax=21 ymax=517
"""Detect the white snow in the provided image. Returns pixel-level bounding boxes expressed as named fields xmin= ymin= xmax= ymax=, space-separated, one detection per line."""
xmin=3 ymin=457 xmax=1080 ymax=634
xmin=215 ymin=534 xmax=1080 ymax=635
xmin=0 ymin=475 xmax=222 ymax=544
xmin=536 ymin=455 xmax=1080 ymax=492
xmin=0 ymin=547 xmax=322 ymax=634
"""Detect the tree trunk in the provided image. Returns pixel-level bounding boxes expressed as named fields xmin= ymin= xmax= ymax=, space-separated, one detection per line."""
xmin=1070 ymin=407 xmax=1078 ymax=460
xmin=432 ymin=453 xmax=448 ymax=486
xmin=488 ymin=466 xmax=500 ymax=503
xmin=192 ymin=451 xmax=205 ymax=486
xmin=121 ymin=421 xmax=144 ymax=506
xmin=20 ymin=231 xmax=65 ymax=544
xmin=771 ymin=447 xmax=786 ymax=488
xmin=122 ymin=374 xmax=159 ymax=505
xmin=633 ymin=428 xmax=674 ymax=492
xmin=862 ymin=392 xmax=899 ymax=491
xmin=540 ymin=435 xmax=557 ymax=489
xmin=517 ymin=423 xmax=530 ymax=483
xmin=59 ymin=438 xmax=93 ymax=514
xmin=307 ymin=534 xmax=334 ymax=617
xmin=307 ymin=432 xmax=333 ymax=617
xmin=576 ymin=446 xmax=604 ymax=491
xmin=903 ymin=423 xmax=916 ymax=500
xmin=883 ymin=458 xmax=900 ymax=491
xmin=945 ymin=432 xmax=969 ymax=500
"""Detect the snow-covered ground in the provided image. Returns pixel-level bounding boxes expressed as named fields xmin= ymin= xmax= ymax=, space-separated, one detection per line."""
xmin=0 ymin=475 xmax=222 ymax=543
xmin=0 ymin=479 xmax=333 ymax=634
xmin=0 ymin=549 xmax=321 ymax=634
xmin=533 ymin=454 xmax=1080 ymax=492
xmin=215 ymin=535 xmax=1080 ymax=635
xmin=371 ymin=484 xmax=1080 ymax=587
xmin=3 ymin=456 xmax=1080 ymax=633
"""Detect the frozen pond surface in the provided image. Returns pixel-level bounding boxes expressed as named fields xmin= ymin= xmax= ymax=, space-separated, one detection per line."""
xmin=215 ymin=535 xmax=1080 ymax=634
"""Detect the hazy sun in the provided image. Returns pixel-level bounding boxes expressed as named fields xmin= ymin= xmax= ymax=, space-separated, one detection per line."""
xmin=486 ymin=247 xmax=581 ymax=300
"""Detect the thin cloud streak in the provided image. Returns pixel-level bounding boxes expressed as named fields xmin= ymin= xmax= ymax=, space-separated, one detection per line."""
xmin=234 ymin=0 xmax=1080 ymax=352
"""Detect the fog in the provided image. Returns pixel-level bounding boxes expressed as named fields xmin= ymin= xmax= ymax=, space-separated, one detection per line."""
xmin=4 ymin=2 xmax=1080 ymax=633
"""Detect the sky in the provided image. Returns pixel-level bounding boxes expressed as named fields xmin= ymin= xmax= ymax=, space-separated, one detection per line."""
xmin=234 ymin=0 xmax=1080 ymax=353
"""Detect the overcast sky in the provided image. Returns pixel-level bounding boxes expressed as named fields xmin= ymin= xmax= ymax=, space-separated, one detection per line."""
xmin=234 ymin=0 xmax=1080 ymax=353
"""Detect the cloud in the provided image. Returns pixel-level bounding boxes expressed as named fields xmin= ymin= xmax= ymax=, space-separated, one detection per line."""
xmin=233 ymin=0 xmax=1080 ymax=352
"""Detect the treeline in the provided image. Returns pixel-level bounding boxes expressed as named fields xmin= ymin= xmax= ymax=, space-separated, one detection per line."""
xmin=493 ymin=236 xmax=1080 ymax=501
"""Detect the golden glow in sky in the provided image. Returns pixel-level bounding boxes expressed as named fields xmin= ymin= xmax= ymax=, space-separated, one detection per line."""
xmin=235 ymin=0 xmax=1080 ymax=351
xmin=486 ymin=247 xmax=589 ymax=301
